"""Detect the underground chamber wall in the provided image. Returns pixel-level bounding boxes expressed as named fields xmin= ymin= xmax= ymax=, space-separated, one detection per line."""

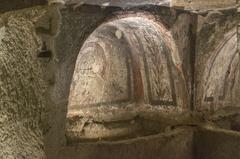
xmin=199 ymin=28 xmax=240 ymax=110
xmin=65 ymin=16 xmax=189 ymax=142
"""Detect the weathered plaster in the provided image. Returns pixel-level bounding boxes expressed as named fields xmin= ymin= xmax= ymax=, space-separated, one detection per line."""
xmin=195 ymin=8 xmax=239 ymax=112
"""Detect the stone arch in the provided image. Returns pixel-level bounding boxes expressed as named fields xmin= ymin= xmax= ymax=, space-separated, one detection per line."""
xmin=66 ymin=16 xmax=188 ymax=141
xmin=202 ymin=28 xmax=240 ymax=109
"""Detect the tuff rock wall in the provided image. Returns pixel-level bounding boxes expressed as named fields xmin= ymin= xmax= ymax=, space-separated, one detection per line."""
xmin=0 ymin=6 xmax=48 ymax=159
xmin=172 ymin=0 xmax=236 ymax=10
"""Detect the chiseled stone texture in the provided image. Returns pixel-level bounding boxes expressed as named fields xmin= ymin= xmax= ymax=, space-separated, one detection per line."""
xmin=195 ymin=9 xmax=240 ymax=111
xmin=0 ymin=0 xmax=46 ymax=13
xmin=65 ymin=0 xmax=236 ymax=10
xmin=65 ymin=0 xmax=171 ymax=8
xmin=0 ymin=7 xmax=48 ymax=159
xmin=172 ymin=0 xmax=236 ymax=10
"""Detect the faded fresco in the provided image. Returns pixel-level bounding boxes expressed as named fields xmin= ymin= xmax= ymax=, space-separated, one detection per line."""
xmin=0 ymin=1 xmax=239 ymax=159
xmin=202 ymin=29 xmax=239 ymax=108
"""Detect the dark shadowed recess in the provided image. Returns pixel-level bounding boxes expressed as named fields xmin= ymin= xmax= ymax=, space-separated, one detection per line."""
xmin=0 ymin=0 xmax=47 ymax=13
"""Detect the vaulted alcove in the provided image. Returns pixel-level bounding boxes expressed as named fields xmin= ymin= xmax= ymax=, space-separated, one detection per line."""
xmin=199 ymin=28 xmax=240 ymax=111
xmin=66 ymin=16 xmax=189 ymax=142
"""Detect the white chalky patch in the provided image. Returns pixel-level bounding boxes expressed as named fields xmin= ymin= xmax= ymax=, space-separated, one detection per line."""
xmin=102 ymin=2 xmax=110 ymax=7
xmin=92 ymin=64 xmax=100 ymax=73
xmin=115 ymin=30 xmax=122 ymax=39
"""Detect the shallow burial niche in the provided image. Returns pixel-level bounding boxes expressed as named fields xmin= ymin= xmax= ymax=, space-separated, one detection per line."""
xmin=200 ymin=28 xmax=240 ymax=111
xmin=194 ymin=27 xmax=240 ymax=131
xmin=66 ymin=16 xmax=189 ymax=143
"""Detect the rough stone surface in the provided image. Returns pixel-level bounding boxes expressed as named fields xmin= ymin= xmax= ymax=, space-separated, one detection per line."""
xmin=66 ymin=0 xmax=171 ymax=8
xmin=0 ymin=0 xmax=46 ymax=13
xmin=61 ymin=128 xmax=194 ymax=159
xmin=0 ymin=7 xmax=48 ymax=159
xmin=194 ymin=126 xmax=240 ymax=159
xmin=172 ymin=0 xmax=236 ymax=10
xmin=65 ymin=0 xmax=236 ymax=10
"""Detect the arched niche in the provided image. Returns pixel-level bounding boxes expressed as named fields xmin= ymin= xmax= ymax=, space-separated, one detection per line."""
xmin=202 ymin=28 xmax=240 ymax=110
xmin=66 ymin=16 xmax=188 ymax=142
